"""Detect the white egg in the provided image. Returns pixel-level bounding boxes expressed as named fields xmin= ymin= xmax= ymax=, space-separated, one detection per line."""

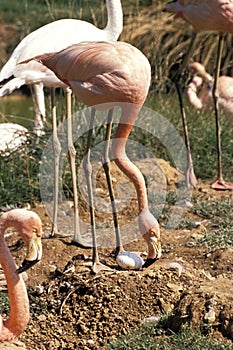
xmin=116 ymin=251 xmax=144 ymax=270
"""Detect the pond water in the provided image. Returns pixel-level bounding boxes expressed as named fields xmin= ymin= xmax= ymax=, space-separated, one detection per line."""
xmin=0 ymin=91 xmax=181 ymax=129
xmin=0 ymin=95 xmax=36 ymax=129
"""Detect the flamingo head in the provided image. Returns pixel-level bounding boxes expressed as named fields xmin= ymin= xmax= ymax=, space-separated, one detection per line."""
xmin=188 ymin=62 xmax=212 ymax=83
xmin=16 ymin=210 xmax=43 ymax=274
xmin=0 ymin=209 xmax=43 ymax=274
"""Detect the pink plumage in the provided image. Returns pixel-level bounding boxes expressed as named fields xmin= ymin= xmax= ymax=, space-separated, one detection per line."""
xmin=25 ymin=40 xmax=161 ymax=272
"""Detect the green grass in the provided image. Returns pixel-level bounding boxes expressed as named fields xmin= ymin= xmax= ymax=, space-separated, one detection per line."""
xmin=191 ymin=197 xmax=233 ymax=249
xmin=0 ymin=133 xmax=45 ymax=207
xmin=0 ymin=0 xmax=99 ymax=25
xmin=107 ymin=324 xmax=233 ymax=350
xmin=148 ymin=92 xmax=233 ymax=183
xmin=0 ymin=93 xmax=232 ymax=207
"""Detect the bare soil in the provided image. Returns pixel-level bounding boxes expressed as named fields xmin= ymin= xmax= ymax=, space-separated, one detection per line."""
xmin=2 ymin=159 xmax=233 ymax=350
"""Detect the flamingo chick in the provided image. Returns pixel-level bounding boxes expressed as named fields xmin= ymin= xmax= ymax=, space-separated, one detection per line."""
xmin=24 ymin=41 xmax=161 ymax=271
xmin=0 ymin=208 xmax=43 ymax=341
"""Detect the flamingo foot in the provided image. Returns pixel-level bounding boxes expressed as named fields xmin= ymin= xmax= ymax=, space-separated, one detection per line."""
xmin=111 ymin=246 xmax=124 ymax=258
xmin=186 ymin=166 xmax=198 ymax=189
xmin=211 ymin=179 xmax=233 ymax=190
xmin=92 ymin=261 xmax=113 ymax=274
xmin=70 ymin=239 xmax=92 ymax=249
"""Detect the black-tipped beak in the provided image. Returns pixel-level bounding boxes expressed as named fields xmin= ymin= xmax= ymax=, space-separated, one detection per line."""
xmin=142 ymin=257 xmax=158 ymax=269
xmin=17 ymin=233 xmax=42 ymax=274
xmin=17 ymin=259 xmax=40 ymax=274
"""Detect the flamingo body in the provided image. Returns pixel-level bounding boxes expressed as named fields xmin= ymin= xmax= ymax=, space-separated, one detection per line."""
xmin=188 ymin=62 xmax=233 ymax=118
xmin=0 ymin=209 xmax=42 ymax=341
xmin=0 ymin=123 xmax=28 ymax=154
xmin=27 ymin=40 xmax=161 ymax=268
xmin=32 ymin=41 xmax=150 ymax=107
xmin=0 ymin=19 xmax=123 ymax=90
xmin=0 ymin=0 xmax=123 ymax=135
xmin=163 ymin=0 xmax=233 ymax=33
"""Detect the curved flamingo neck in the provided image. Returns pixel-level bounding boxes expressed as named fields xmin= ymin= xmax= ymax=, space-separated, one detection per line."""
xmin=112 ymin=104 xmax=147 ymax=212
xmin=0 ymin=231 xmax=29 ymax=341
xmin=111 ymin=104 xmax=161 ymax=262
xmin=104 ymin=0 xmax=123 ymax=40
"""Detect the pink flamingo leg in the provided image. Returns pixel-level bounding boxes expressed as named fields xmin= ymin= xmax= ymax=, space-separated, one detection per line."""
xmin=50 ymin=88 xmax=61 ymax=236
xmin=83 ymin=109 xmax=112 ymax=273
xmin=211 ymin=34 xmax=233 ymax=190
xmin=102 ymin=108 xmax=123 ymax=255
xmin=172 ymin=32 xmax=198 ymax=188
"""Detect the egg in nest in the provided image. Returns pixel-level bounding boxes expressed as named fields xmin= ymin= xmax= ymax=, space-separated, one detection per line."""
xmin=116 ymin=251 xmax=144 ymax=270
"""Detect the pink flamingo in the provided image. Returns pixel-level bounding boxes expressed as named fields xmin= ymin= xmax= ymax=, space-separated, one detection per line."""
xmin=188 ymin=62 xmax=233 ymax=119
xmin=163 ymin=0 xmax=233 ymax=190
xmin=0 ymin=0 xmax=123 ymax=136
xmin=24 ymin=41 xmax=161 ymax=272
xmin=0 ymin=208 xmax=42 ymax=341
xmin=0 ymin=0 xmax=123 ymax=242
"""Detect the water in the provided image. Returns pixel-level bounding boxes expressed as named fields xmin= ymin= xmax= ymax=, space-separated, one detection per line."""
xmin=0 ymin=95 xmax=35 ymax=129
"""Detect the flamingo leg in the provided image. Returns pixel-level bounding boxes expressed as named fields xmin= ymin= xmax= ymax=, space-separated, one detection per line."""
xmin=175 ymin=82 xmax=197 ymax=188
xmin=174 ymin=32 xmax=198 ymax=188
xmin=66 ymin=88 xmax=89 ymax=246
xmin=83 ymin=108 xmax=112 ymax=273
xmin=211 ymin=33 xmax=233 ymax=190
xmin=32 ymin=82 xmax=46 ymax=138
xmin=102 ymin=108 xmax=123 ymax=255
xmin=51 ymin=88 xmax=61 ymax=236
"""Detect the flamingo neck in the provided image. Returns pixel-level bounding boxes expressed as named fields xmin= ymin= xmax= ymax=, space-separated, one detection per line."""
xmin=0 ymin=229 xmax=29 ymax=341
xmin=112 ymin=104 xmax=155 ymax=222
xmin=104 ymin=0 xmax=123 ymax=40
xmin=112 ymin=104 xmax=161 ymax=259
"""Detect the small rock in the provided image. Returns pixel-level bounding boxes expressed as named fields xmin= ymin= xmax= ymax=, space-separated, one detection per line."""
xmin=185 ymin=201 xmax=193 ymax=208
xmin=167 ymin=283 xmax=183 ymax=293
xmin=37 ymin=314 xmax=46 ymax=322
xmin=204 ymin=308 xmax=216 ymax=323
xmin=143 ymin=316 xmax=161 ymax=325
xmin=35 ymin=284 xmax=44 ymax=294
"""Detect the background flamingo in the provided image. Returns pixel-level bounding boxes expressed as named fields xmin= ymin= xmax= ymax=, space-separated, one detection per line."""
xmin=0 ymin=208 xmax=42 ymax=341
xmin=0 ymin=123 xmax=28 ymax=155
xmin=0 ymin=0 xmax=123 ymax=136
xmin=187 ymin=62 xmax=233 ymax=119
xmin=163 ymin=0 xmax=233 ymax=190
xmin=25 ymin=41 xmax=161 ymax=272
xmin=187 ymin=62 xmax=233 ymax=186
xmin=0 ymin=0 xmax=123 ymax=241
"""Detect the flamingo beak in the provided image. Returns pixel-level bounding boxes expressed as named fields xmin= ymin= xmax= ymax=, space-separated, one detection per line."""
xmin=142 ymin=235 xmax=162 ymax=269
xmin=17 ymin=231 xmax=43 ymax=274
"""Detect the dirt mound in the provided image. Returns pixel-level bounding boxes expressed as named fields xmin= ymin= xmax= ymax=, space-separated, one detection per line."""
xmin=1 ymin=159 xmax=232 ymax=349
